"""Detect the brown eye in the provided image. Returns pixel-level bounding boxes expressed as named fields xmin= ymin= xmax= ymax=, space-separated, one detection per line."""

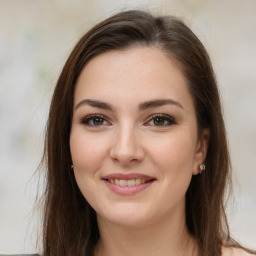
xmin=153 ymin=117 xmax=166 ymax=126
xmin=92 ymin=117 xmax=104 ymax=125
xmin=146 ymin=114 xmax=176 ymax=126
xmin=80 ymin=115 xmax=109 ymax=126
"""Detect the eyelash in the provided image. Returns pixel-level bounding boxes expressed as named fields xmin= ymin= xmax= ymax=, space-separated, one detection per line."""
xmin=80 ymin=113 xmax=176 ymax=127
xmin=80 ymin=114 xmax=109 ymax=126
xmin=145 ymin=114 xmax=176 ymax=126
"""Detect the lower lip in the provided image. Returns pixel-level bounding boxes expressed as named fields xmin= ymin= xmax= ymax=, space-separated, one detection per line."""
xmin=103 ymin=180 xmax=155 ymax=195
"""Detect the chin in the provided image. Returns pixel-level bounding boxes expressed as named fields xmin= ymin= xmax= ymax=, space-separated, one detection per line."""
xmin=96 ymin=204 xmax=154 ymax=227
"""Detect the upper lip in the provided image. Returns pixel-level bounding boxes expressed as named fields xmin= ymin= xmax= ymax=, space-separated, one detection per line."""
xmin=102 ymin=173 xmax=156 ymax=181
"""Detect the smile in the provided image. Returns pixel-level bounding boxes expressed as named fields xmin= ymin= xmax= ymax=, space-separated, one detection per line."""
xmin=102 ymin=174 xmax=156 ymax=195
xmin=107 ymin=178 xmax=148 ymax=186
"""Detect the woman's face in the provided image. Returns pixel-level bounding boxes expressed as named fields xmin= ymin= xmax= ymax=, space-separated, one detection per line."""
xmin=70 ymin=47 xmax=208 ymax=227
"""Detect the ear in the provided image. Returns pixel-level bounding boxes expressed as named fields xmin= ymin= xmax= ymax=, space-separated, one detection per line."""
xmin=192 ymin=128 xmax=210 ymax=175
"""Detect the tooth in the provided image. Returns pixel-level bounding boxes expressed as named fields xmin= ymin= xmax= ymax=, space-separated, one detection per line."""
xmin=119 ymin=180 xmax=127 ymax=186
xmin=141 ymin=178 xmax=145 ymax=184
xmin=110 ymin=179 xmax=114 ymax=184
xmin=127 ymin=179 xmax=135 ymax=186
xmin=115 ymin=179 xmax=120 ymax=185
xmin=135 ymin=179 xmax=141 ymax=185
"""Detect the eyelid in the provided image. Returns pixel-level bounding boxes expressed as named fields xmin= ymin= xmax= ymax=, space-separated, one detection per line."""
xmin=144 ymin=113 xmax=177 ymax=126
xmin=79 ymin=113 xmax=176 ymax=127
xmin=80 ymin=114 xmax=111 ymax=126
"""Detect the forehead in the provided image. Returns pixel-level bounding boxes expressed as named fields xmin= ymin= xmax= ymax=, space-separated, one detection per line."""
xmin=74 ymin=46 xmax=193 ymax=110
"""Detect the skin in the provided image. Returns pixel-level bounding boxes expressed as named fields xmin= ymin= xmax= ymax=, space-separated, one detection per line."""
xmin=70 ymin=46 xmax=210 ymax=256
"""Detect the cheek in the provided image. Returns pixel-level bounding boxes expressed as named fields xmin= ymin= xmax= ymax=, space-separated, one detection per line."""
xmin=69 ymin=130 xmax=110 ymax=207
xmin=70 ymin=129 xmax=109 ymax=175
xmin=149 ymin=133 xmax=196 ymax=171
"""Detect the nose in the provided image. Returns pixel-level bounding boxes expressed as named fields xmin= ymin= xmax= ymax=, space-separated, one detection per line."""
xmin=110 ymin=124 xmax=144 ymax=166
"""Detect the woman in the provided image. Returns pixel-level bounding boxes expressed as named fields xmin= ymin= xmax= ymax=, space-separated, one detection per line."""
xmin=41 ymin=9 xmax=255 ymax=256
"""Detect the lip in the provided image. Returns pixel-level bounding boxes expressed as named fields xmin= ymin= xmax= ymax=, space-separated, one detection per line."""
xmin=102 ymin=173 xmax=156 ymax=195
xmin=102 ymin=173 xmax=155 ymax=180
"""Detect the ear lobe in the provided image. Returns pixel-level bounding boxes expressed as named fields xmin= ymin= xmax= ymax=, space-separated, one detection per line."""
xmin=192 ymin=128 xmax=210 ymax=175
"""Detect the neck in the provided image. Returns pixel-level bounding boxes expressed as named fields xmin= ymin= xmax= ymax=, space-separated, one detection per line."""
xmin=94 ymin=208 xmax=197 ymax=256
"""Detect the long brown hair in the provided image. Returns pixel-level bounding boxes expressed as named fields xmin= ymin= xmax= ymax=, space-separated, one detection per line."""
xmin=42 ymin=9 xmax=255 ymax=256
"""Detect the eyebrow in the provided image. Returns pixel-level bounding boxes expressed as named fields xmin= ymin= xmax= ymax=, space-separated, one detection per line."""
xmin=75 ymin=98 xmax=184 ymax=111
xmin=75 ymin=99 xmax=114 ymax=111
xmin=138 ymin=99 xmax=184 ymax=110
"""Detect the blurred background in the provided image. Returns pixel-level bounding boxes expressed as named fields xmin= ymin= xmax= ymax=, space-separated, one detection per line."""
xmin=0 ymin=0 xmax=255 ymax=254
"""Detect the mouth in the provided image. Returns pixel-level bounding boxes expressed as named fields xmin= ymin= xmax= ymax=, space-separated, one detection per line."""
xmin=103 ymin=178 xmax=155 ymax=186
xmin=101 ymin=174 xmax=156 ymax=195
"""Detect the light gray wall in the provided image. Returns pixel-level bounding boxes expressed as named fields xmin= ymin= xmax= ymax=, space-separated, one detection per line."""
xmin=0 ymin=0 xmax=255 ymax=253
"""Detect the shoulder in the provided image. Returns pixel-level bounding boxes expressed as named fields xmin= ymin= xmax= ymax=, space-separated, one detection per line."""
xmin=222 ymin=247 xmax=255 ymax=256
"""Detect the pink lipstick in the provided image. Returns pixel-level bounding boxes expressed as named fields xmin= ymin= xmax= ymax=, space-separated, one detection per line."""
xmin=102 ymin=173 xmax=156 ymax=195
